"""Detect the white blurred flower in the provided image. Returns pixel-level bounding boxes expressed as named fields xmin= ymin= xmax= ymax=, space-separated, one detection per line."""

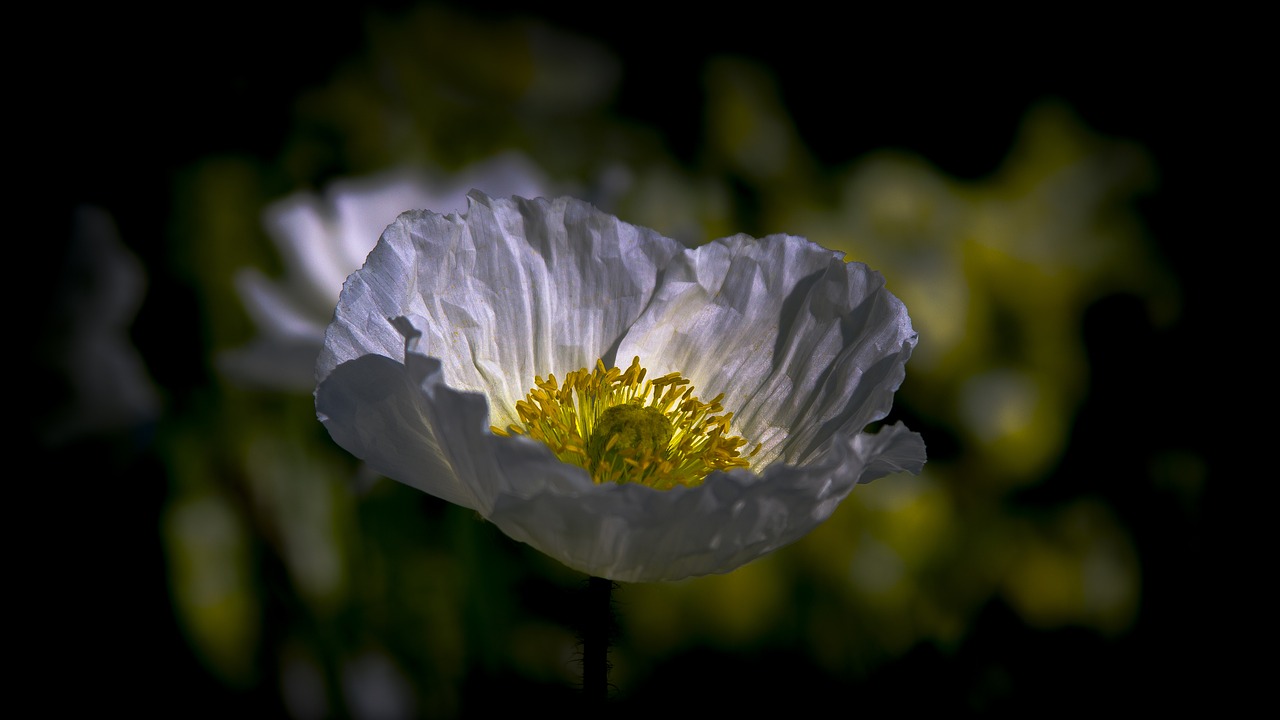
xmin=315 ymin=193 xmax=924 ymax=583
xmin=39 ymin=205 xmax=161 ymax=446
xmin=221 ymin=152 xmax=551 ymax=390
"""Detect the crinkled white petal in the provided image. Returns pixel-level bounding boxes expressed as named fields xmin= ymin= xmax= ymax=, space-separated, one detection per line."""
xmin=316 ymin=192 xmax=926 ymax=582
xmin=317 ymin=322 xmax=925 ymax=582
xmin=316 ymin=335 xmax=497 ymax=513
xmin=269 ymin=157 xmax=555 ymax=321
xmin=327 ymin=171 xmax=442 ymax=272
xmin=486 ymin=420 xmax=924 ymax=583
xmin=224 ymin=156 xmax=553 ymax=390
xmin=317 ymin=193 xmax=684 ymax=426
xmin=323 ymin=155 xmax=551 ymax=274
xmin=617 ymin=234 xmax=918 ymax=468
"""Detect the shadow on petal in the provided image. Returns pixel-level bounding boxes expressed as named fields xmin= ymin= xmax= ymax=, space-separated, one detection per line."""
xmin=317 ymin=354 xmax=491 ymax=512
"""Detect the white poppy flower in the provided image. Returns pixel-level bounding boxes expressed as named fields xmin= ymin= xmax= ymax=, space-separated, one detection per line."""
xmin=315 ymin=193 xmax=925 ymax=583
xmin=221 ymin=153 xmax=551 ymax=390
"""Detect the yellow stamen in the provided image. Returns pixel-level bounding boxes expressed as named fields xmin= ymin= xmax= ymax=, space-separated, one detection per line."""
xmin=492 ymin=356 xmax=761 ymax=489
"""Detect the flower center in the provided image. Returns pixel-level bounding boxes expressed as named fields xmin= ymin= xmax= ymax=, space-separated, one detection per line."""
xmin=492 ymin=356 xmax=760 ymax=489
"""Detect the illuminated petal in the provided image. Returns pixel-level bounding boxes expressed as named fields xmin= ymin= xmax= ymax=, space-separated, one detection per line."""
xmin=223 ymin=155 xmax=552 ymax=390
xmin=317 ymin=193 xmax=684 ymax=425
xmin=616 ymin=234 xmax=918 ymax=466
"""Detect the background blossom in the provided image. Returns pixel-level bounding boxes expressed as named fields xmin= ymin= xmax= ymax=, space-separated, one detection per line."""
xmin=221 ymin=153 xmax=552 ymax=390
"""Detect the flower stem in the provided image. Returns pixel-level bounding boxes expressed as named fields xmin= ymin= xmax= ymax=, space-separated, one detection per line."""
xmin=582 ymin=576 xmax=615 ymax=704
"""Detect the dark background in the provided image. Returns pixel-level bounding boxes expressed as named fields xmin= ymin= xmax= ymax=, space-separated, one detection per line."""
xmin=40 ymin=2 xmax=1236 ymax=715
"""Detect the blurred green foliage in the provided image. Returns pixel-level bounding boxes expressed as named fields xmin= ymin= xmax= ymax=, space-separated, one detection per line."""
xmin=45 ymin=2 xmax=1215 ymax=717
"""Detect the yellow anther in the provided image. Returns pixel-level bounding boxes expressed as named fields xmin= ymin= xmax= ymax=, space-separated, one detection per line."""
xmin=494 ymin=356 xmax=756 ymax=488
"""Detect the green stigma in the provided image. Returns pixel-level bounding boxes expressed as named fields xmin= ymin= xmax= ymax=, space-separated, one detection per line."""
xmin=587 ymin=404 xmax=675 ymax=469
